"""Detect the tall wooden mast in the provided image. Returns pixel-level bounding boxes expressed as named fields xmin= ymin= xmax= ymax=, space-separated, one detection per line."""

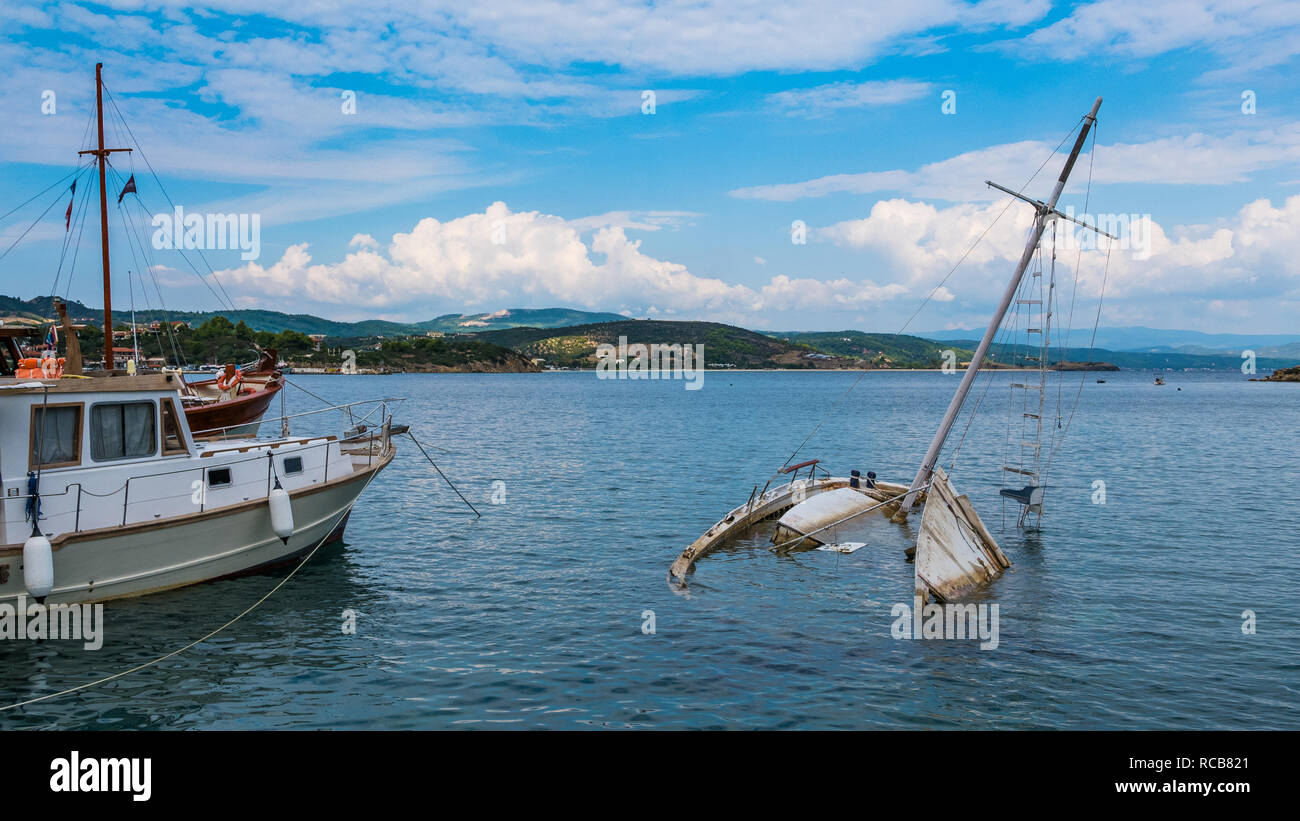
xmin=78 ymin=63 xmax=130 ymax=372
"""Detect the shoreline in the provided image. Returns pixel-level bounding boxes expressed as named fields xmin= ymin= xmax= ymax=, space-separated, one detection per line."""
xmin=292 ymin=366 xmax=1148 ymax=375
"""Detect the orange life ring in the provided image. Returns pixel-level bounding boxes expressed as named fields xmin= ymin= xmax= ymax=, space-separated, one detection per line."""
xmin=216 ymin=368 xmax=244 ymax=392
xmin=40 ymin=356 xmax=62 ymax=378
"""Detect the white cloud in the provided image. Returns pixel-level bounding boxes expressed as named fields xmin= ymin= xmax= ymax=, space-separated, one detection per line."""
xmin=767 ymin=80 xmax=933 ymax=117
xmin=213 ymin=202 xmax=913 ymax=319
xmin=820 ymin=194 xmax=1300 ymax=316
xmin=729 ymin=125 xmax=1300 ymax=202
xmin=1000 ymin=0 xmax=1300 ymax=72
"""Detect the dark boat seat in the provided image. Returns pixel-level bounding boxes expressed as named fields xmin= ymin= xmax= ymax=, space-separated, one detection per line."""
xmin=999 ymin=484 xmax=1044 ymax=507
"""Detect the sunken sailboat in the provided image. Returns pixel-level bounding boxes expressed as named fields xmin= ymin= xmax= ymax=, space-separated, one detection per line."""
xmin=670 ymin=97 xmax=1115 ymax=602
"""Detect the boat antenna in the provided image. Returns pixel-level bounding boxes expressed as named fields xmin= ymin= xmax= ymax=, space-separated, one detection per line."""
xmin=76 ymin=63 xmax=131 ymax=373
xmin=896 ymin=97 xmax=1109 ymax=517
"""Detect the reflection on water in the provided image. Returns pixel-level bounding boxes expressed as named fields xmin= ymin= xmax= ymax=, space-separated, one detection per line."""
xmin=2 ymin=370 xmax=1297 ymax=729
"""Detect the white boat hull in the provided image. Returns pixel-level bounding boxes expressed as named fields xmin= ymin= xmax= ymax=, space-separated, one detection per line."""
xmin=0 ymin=449 xmax=390 ymax=605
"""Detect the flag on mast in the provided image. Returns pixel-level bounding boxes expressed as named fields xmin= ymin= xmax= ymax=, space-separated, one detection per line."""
xmin=64 ymin=180 xmax=77 ymax=231
xmin=117 ymin=174 xmax=137 ymax=204
xmin=45 ymin=323 xmax=58 ymax=349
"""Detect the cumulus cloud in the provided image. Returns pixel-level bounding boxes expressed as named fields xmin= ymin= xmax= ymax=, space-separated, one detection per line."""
xmin=215 ymin=202 xmax=912 ymax=318
xmin=819 ymin=194 xmax=1300 ymax=316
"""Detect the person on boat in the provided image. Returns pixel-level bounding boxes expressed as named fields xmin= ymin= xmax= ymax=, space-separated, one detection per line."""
xmin=216 ymin=364 xmax=244 ymax=400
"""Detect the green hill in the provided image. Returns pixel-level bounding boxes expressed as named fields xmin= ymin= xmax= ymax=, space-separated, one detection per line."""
xmin=0 ymin=295 xmax=622 ymax=337
xmin=774 ymin=331 xmax=972 ymax=369
xmin=472 ymin=320 xmax=956 ymax=369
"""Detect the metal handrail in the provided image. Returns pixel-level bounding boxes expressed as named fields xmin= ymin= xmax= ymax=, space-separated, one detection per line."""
xmin=6 ymin=409 xmax=395 ymax=532
xmin=187 ymin=397 xmax=405 ymax=438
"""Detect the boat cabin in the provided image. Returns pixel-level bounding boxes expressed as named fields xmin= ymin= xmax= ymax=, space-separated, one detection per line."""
xmin=0 ymin=373 xmax=351 ymax=548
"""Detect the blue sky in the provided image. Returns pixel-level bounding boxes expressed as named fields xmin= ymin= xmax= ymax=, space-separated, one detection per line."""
xmin=1 ymin=0 xmax=1298 ymax=333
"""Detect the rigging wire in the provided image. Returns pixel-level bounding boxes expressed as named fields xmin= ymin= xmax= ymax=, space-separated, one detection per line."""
xmin=780 ymin=115 xmax=1087 ymax=470
xmin=0 ymin=164 xmax=86 ymax=224
xmin=101 ymin=83 xmax=238 ymax=312
xmin=51 ymin=162 xmax=97 ymax=297
xmin=110 ymin=164 xmax=188 ymax=366
xmin=60 ymin=165 xmax=98 ymax=301
xmin=0 ymin=180 xmax=74 ymax=264
xmin=1040 ymin=124 xmax=1108 ymax=495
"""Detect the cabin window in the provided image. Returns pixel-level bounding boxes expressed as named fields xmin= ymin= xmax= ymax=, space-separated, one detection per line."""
xmin=160 ymin=399 xmax=187 ymax=455
xmin=90 ymin=401 xmax=157 ymax=461
xmin=207 ymin=467 xmax=232 ymax=488
xmin=30 ymin=404 xmax=83 ymax=469
xmin=282 ymin=456 xmax=304 ymax=475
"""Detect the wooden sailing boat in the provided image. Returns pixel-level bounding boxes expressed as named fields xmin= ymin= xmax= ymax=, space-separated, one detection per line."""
xmin=670 ymin=97 xmax=1115 ymax=602
xmin=178 ymin=348 xmax=285 ymax=437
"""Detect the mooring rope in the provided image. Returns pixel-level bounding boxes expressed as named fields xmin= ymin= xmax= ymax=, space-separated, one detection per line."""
xmin=405 ymin=431 xmax=481 ymax=517
xmin=0 ymin=453 xmax=387 ymax=714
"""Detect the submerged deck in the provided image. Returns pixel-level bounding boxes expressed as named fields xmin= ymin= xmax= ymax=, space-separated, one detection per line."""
xmin=669 ymin=476 xmax=917 ymax=582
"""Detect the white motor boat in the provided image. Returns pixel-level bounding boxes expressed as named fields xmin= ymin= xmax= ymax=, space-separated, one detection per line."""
xmin=0 ymin=371 xmax=395 ymax=605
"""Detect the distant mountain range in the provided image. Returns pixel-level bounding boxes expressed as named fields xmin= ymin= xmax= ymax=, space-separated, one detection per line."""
xmin=940 ymin=340 xmax=1298 ymax=373
xmin=0 ymin=295 xmax=624 ymax=336
xmin=921 ymin=325 xmax=1300 ymax=355
xmin=3 ymin=294 xmax=1295 ymax=371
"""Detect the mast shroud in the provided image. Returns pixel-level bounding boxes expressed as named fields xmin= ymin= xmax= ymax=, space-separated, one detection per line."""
xmin=896 ymin=97 xmax=1103 ymax=517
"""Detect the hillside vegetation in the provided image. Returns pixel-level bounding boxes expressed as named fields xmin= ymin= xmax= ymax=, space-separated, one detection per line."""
xmin=0 ymin=294 xmax=622 ymax=337
xmin=471 ymin=321 xmax=972 ymax=369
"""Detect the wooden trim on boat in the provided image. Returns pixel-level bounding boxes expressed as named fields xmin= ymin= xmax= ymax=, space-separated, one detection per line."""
xmin=0 ymin=373 xmax=181 ymax=394
xmin=199 ymin=435 xmax=338 ymax=456
xmin=0 ymin=445 xmax=394 ymax=556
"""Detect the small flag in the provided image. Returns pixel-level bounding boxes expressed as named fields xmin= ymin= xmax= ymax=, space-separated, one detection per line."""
xmin=45 ymin=324 xmax=58 ymax=348
xmin=64 ymin=180 xmax=76 ymax=231
xmin=117 ymin=174 xmax=136 ymax=204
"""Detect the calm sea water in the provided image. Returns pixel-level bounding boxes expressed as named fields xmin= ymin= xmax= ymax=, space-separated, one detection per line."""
xmin=3 ymin=369 xmax=1297 ymax=729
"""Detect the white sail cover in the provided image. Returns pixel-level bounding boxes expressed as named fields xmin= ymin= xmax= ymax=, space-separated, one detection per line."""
xmin=914 ymin=468 xmax=1011 ymax=601
xmin=773 ymin=487 xmax=877 ymax=546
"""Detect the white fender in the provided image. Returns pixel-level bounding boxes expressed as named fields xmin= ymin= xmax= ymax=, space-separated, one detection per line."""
xmin=23 ymin=533 xmax=54 ymax=600
xmin=268 ymin=485 xmax=294 ymax=543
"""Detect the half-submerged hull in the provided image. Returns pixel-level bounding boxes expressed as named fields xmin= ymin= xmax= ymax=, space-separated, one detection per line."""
xmin=0 ymin=447 xmax=392 ymax=605
xmin=669 ymin=476 xmax=914 ymax=582
xmin=914 ymin=467 xmax=1009 ymax=602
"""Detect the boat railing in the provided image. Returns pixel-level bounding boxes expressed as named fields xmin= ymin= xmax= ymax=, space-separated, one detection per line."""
xmin=188 ymin=397 xmax=404 ymax=439
xmin=9 ymin=404 xmax=399 ymax=535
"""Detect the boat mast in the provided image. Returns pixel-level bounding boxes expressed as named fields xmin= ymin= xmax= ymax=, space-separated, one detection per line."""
xmin=78 ymin=63 xmax=131 ymax=372
xmin=896 ymin=97 xmax=1102 ymax=517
